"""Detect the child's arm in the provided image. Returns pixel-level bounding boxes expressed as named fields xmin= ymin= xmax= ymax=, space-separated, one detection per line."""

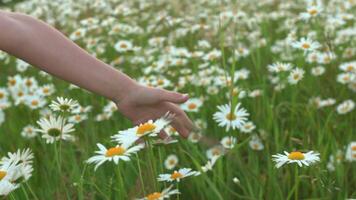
xmin=0 ymin=11 xmax=193 ymax=138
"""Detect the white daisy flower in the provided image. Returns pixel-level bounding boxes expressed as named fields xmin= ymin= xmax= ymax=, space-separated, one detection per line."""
xmin=288 ymin=68 xmax=305 ymax=84
xmin=112 ymin=112 xmax=173 ymax=146
xmin=336 ymin=100 xmax=355 ymax=114
xmin=220 ymin=136 xmax=236 ymax=149
xmin=272 ymin=151 xmax=320 ymax=168
xmin=240 ymin=121 xmax=256 ymax=133
xmin=35 ymin=115 xmax=75 ymax=144
xmin=21 ymin=125 xmax=38 ymax=139
xmin=268 ymin=62 xmax=292 ymax=73
xmin=180 ymin=98 xmax=203 ymax=112
xmin=86 ymin=143 xmax=144 ymax=171
xmin=137 ymin=185 xmax=180 ymax=200
xmin=299 ymin=4 xmax=323 ymax=21
xmin=345 ymin=142 xmax=356 ymax=162
xmin=164 ymin=154 xmax=179 ymax=170
xmin=213 ymin=103 xmax=249 ymax=131
xmin=188 ymin=132 xmax=202 ymax=143
xmin=49 ymin=97 xmax=79 ymax=113
xmin=291 ymin=37 xmax=320 ymax=53
xmin=114 ymin=40 xmax=133 ymax=52
xmin=311 ymin=66 xmax=325 ymax=76
xmin=157 ymin=168 xmax=199 ymax=182
xmin=337 ymin=73 xmax=355 ymax=84
xmin=249 ymin=135 xmax=264 ymax=151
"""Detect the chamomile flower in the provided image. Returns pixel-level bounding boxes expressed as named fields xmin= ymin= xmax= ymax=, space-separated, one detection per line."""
xmin=220 ymin=136 xmax=236 ymax=149
xmin=240 ymin=121 xmax=256 ymax=133
xmin=249 ymin=135 xmax=264 ymax=151
xmin=157 ymin=168 xmax=199 ymax=182
xmin=288 ymin=68 xmax=305 ymax=84
xmin=164 ymin=154 xmax=179 ymax=170
xmin=213 ymin=103 xmax=249 ymax=131
xmin=291 ymin=37 xmax=320 ymax=53
xmin=272 ymin=151 xmax=320 ymax=168
xmin=336 ymin=100 xmax=355 ymax=114
xmin=137 ymin=185 xmax=180 ymax=200
xmin=0 ymin=149 xmax=34 ymax=196
xmin=299 ymin=4 xmax=323 ymax=21
xmin=311 ymin=66 xmax=325 ymax=76
xmin=345 ymin=142 xmax=356 ymax=162
xmin=114 ymin=40 xmax=133 ymax=52
xmin=180 ymin=98 xmax=203 ymax=112
xmin=268 ymin=62 xmax=292 ymax=73
xmin=35 ymin=115 xmax=75 ymax=144
xmin=21 ymin=125 xmax=37 ymax=139
xmin=86 ymin=143 xmax=144 ymax=171
xmin=112 ymin=112 xmax=173 ymax=146
xmin=49 ymin=97 xmax=78 ymax=113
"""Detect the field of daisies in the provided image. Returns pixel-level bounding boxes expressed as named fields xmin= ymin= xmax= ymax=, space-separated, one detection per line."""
xmin=1 ymin=0 xmax=356 ymax=199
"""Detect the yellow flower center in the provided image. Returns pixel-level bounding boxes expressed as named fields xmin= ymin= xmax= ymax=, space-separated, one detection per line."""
xmin=170 ymin=171 xmax=183 ymax=180
xmin=0 ymin=93 xmax=4 ymax=99
xmin=225 ymin=113 xmax=236 ymax=121
xmin=31 ymin=100 xmax=39 ymax=106
xmin=302 ymin=43 xmax=310 ymax=49
xmin=137 ymin=123 xmax=156 ymax=135
xmin=105 ymin=146 xmax=126 ymax=157
xmin=147 ymin=192 xmax=162 ymax=200
xmin=169 ymin=159 xmax=176 ymax=165
xmin=347 ymin=65 xmax=354 ymax=72
xmin=120 ymin=43 xmax=128 ymax=49
xmin=188 ymin=103 xmax=197 ymax=110
xmin=351 ymin=146 xmax=356 ymax=151
xmin=0 ymin=171 xmax=7 ymax=181
xmin=308 ymin=9 xmax=318 ymax=15
xmin=9 ymin=79 xmax=16 ymax=86
xmin=288 ymin=152 xmax=305 ymax=160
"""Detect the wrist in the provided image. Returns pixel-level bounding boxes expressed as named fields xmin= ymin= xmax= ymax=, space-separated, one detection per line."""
xmin=112 ymin=73 xmax=139 ymax=104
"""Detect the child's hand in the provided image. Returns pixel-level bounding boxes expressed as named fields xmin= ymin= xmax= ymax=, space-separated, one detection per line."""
xmin=115 ymin=84 xmax=194 ymax=139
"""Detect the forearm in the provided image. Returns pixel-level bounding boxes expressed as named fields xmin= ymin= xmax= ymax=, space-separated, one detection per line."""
xmin=0 ymin=11 xmax=136 ymax=102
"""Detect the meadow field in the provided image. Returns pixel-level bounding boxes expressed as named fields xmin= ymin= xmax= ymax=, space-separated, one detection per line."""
xmin=0 ymin=0 xmax=355 ymax=199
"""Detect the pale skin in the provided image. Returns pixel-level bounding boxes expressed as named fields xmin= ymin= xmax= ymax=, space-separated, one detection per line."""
xmin=0 ymin=11 xmax=194 ymax=138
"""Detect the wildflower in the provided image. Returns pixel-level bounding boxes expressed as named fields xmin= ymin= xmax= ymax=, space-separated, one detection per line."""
xmin=288 ymin=68 xmax=305 ymax=84
xmin=268 ymin=62 xmax=292 ymax=73
xmin=345 ymin=142 xmax=356 ymax=162
xmin=180 ymin=98 xmax=202 ymax=112
xmin=164 ymin=154 xmax=179 ymax=170
xmin=272 ymin=151 xmax=320 ymax=168
xmin=35 ymin=115 xmax=75 ymax=144
xmin=0 ymin=149 xmax=34 ymax=196
xmin=249 ymin=135 xmax=264 ymax=151
xmin=137 ymin=185 xmax=180 ymax=200
xmin=86 ymin=143 xmax=144 ymax=171
xmin=311 ymin=66 xmax=325 ymax=76
xmin=158 ymin=168 xmax=199 ymax=182
xmin=112 ymin=112 xmax=173 ymax=146
xmin=220 ymin=136 xmax=236 ymax=149
xmin=240 ymin=121 xmax=256 ymax=133
xmin=299 ymin=4 xmax=323 ymax=21
xmin=291 ymin=37 xmax=320 ymax=53
xmin=114 ymin=40 xmax=133 ymax=52
xmin=21 ymin=125 xmax=37 ymax=139
xmin=336 ymin=100 xmax=355 ymax=114
xmin=49 ymin=97 xmax=79 ymax=113
xmin=213 ymin=103 xmax=249 ymax=131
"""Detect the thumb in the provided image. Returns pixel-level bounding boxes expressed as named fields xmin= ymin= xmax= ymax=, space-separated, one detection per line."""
xmin=157 ymin=89 xmax=189 ymax=104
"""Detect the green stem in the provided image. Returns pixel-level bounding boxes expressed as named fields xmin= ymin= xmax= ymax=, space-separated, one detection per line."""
xmin=136 ymin=154 xmax=146 ymax=196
